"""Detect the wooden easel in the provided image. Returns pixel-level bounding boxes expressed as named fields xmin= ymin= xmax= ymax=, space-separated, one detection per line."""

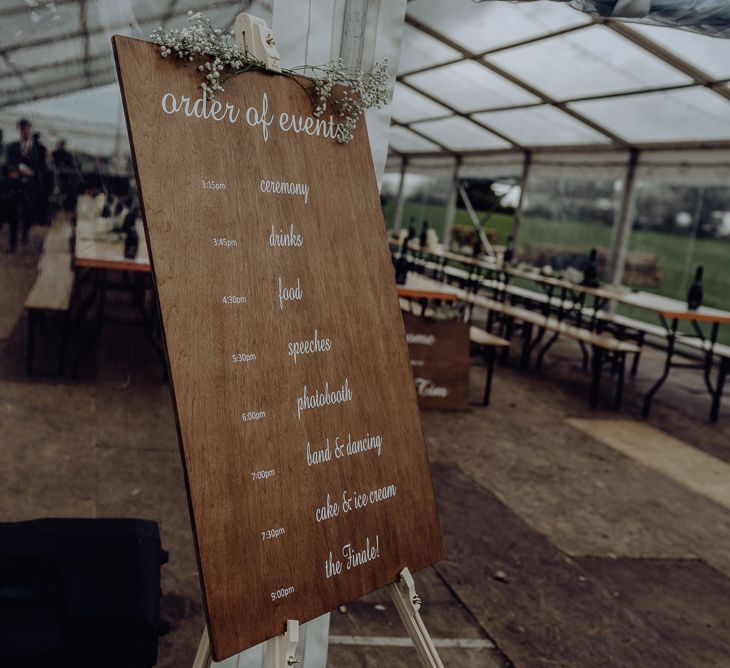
xmin=193 ymin=568 xmax=443 ymax=668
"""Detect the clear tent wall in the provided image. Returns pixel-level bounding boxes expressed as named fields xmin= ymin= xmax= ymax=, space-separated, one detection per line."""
xmin=386 ymin=0 xmax=730 ymax=331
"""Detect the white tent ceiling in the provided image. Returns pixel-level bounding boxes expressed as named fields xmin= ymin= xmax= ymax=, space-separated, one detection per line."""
xmin=0 ymin=0 xmax=266 ymax=110
xmin=389 ymin=0 xmax=730 ymax=158
xmin=0 ymin=1 xmax=270 ymax=154
xmin=2 ymin=0 xmax=730 ymax=162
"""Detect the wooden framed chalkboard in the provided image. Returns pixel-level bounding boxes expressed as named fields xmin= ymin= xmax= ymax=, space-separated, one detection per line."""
xmin=113 ymin=36 xmax=443 ymax=660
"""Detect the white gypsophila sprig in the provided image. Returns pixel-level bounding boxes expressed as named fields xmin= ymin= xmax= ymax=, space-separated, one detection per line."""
xmin=151 ymin=11 xmax=261 ymax=99
xmin=150 ymin=11 xmax=389 ymax=143
xmin=306 ymin=58 xmax=389 ymax=142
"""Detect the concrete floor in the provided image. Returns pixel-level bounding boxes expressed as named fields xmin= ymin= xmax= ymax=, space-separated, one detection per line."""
xmin=2 ymin=229 xmax=729 ymax=666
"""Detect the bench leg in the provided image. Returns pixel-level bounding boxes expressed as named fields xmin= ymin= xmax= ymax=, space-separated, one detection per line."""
xmin=519 ymin=323 xmax=533 ymax=368
xmin=614 ymin=352 xmax=626 ymax=410
xmin=578 ymin=340 xmax=589 ymax=371
xmin=26 ymin=310 xmax=37 ymax=375
xmin=642 ymin=335 xmax=675 ymax=418
xmin=524 ymin=326 xmax=545 ymax=369
xmin=483 ymin=346 xmax=496 ymax=406
xmin=501 ymin=317 xmax=515 ymax=364
xmin=710 ymin=357 xmax=728 ymax=423
xmin=590 ymin=346 xmax=603 ymax=409
xmin=631 ymin=332 xmax=645 ymax=376
xmin=536 ymin=330 xmax=560 ymax=371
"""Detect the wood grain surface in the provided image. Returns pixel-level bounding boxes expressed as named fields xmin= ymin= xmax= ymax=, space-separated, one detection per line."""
xmin=113 ymin=36 xmax=442 ymax=659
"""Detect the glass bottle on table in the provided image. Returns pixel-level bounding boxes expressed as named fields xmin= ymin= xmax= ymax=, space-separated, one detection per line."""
xmin=101 ymin=195 xmax=113 ymax=218
xmin=687 ymin=265 xmax=704 ymax=311
xmin=395 ymin=218 xmax=416 ymax=285
xmin=419 ymin=220 xmax=429 ymax=250
xmin=124 ymin=209 xmax=139 ymax=259
xmin=406 ymin=217 xmax=416 ymax=246
xmin=582 ymin=248 xmax=599 ymax=287
xmin=503 ymin=235 xmax=514 ymax=266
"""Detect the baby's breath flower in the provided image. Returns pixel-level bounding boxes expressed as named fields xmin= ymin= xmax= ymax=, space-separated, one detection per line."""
xmin=150 ymin=11 xmax=389 ymax=141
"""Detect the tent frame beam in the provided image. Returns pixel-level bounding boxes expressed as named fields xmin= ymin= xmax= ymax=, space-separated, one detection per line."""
xmin=403 ymin=15 xmax=628 ymax=148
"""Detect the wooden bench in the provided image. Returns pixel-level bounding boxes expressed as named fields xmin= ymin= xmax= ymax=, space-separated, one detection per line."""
xmin=580 ymin=309 xmax=665 ymax=376
xmin=469 ymin=325 xmax=510 ymax=406
xmin=471 ymin=294 xmax=639 ymax=409
xmin=397 ymin=265 xmax=640 ymax=408
xmin=24 ymin=218 xmax=75 ymax=375
xmin=42 ymin=214 xmax=74 ymax=253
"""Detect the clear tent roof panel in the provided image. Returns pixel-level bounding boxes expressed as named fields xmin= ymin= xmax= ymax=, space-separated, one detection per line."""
xmin=84 ymin=0 xmax=168 ymax=33
xmin=407 ymin=0 xmax=590 ymax=54
xmin=631 ymin=23 xmax=730 ymax=81
xmin=391 ymin=83 xmax=450 ymax=123
xmin=20 ymin=62 xmax=87 ymax=91
xmin=388 ymin=125 xmax=442 ymax=153
xmin=486 ymin=24 xmax=692 ymax=101
xmin=2 ymin=0 xmax=730 ymax=160
xmin=570 ymin=88 xmax=730 ymax=143
xmin=0 ymin=0 xmax=257 ymax=117
xmin=472 ymin=105 xmax=611 ymax=146
xmin=391 ymin=1 xmax=730 ymax=157
xmin=89 ymin=31 xmax=117 ymax=59
xmin=7 ymin=83 xmax=124 ymax=127
xmin=404 ymin=60 xmax=539 ymax=113
xmin=0 ymin=3 xmax=81 ymax=52
xmin=397 ymin=24 xmax=461 ymax=75
xmin=411 ymin=116 xmax=511 ymax=151
xmin=8 ymin=36 xmax=86 ymax=69
xmin=83 ymin=0 xmax=242 ymax=35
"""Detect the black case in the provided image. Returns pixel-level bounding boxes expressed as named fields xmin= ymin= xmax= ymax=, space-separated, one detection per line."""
xmin=0 ymin=518 xmax=169 ymax=667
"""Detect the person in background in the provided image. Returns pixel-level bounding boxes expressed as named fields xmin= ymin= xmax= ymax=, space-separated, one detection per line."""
xmin=5 ymin=119 xmax=50 ymax=252
xmin=0 ymin=129 xmax=11 ymax=241
xmin=52 ymin=139 xmax=78 ymax=213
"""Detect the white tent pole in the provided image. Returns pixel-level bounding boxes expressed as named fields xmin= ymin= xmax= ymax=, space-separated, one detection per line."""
xmin=457 ymin=184 xmax=494 ymax=257
xmin=391 ymin=157 xmax=408 ymax=232
xmin=680 ymin=185 xmax=704 ymax=290
xmin=511 ymin=150 xmax=532 ymax=250
xmin=442 ymin=160 xmax=460 ymax=247
xmin=340 ymin=0 xmax=368 ymax=69
xmin=609 ymin=149 xmax=640 ymax=286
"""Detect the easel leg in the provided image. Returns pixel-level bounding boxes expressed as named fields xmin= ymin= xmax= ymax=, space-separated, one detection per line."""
xmin=388 ymin=568 xmax=445 ymax=668
xmin=300 ymin=613 xmax=330 ymax=668
xmin=194 ymin=620 xmax=299 ymax=668
xmin=263 ymin=620 xmax=299 ymax=668
xmin=193 ymin=626 xmax=212 ymax=668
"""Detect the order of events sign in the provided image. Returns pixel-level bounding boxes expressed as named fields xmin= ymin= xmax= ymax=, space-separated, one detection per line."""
xmin=402 ymin=314 xmax=470 ymax=411
xmin=113 ymin=37 xmax=442 ymax=660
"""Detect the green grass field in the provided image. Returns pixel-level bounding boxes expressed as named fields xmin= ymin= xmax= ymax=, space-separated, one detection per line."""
xmin=385 ymin=200 xmax=730 ymax=343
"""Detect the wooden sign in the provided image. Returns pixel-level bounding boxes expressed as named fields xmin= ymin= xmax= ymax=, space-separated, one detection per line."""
xmin=402 ymin=314 xmax=470 ymax=410
xmin=113 ymin=37 xmax=442 ymax=660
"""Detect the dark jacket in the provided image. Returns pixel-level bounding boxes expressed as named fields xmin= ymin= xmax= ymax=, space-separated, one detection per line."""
xmin=6 ymin=139 xmax=50 ymax=194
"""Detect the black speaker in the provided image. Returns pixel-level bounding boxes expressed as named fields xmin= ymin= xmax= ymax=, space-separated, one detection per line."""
xmin=0 ymin=518 xmax=169 ymax=667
